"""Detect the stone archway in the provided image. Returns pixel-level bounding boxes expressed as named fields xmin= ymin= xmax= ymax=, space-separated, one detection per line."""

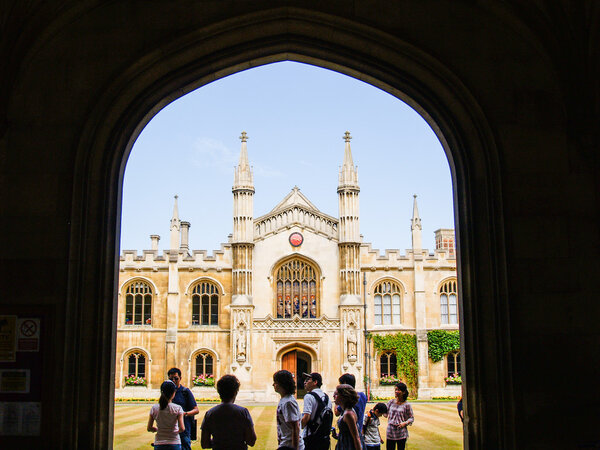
xmin=5 ymin=4 xmax=542 ymax=448
xmin=78 ymin=33 xmax=500 ymax=447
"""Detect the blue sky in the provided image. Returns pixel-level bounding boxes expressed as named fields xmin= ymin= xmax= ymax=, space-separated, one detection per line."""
xmin=121 ymin=61 xmax=454 ymax=254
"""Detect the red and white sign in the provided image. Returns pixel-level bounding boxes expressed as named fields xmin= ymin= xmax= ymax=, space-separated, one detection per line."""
xmin=17 ymin=318 xmax=40 ymax=352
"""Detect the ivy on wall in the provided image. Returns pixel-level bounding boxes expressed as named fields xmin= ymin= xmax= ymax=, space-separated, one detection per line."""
xmin=371 ymin=332 xmax=418 ymax=394
xmin=427 ymin=330 xmax=460 ymax=362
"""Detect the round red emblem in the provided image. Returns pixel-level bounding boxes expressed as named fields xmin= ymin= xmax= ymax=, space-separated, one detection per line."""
xmin=289 ymin=232 xmax=304 ymax=247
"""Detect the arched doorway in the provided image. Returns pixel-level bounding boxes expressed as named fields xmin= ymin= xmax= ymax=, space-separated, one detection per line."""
xmin=282 ymin=349 xmax=312 ymax=398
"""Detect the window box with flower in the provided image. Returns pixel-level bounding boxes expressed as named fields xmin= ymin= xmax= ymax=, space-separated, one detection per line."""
xmin=124 ymin=375 xmax=147 ymax=386
xmin=445 ymin=373 xmax=462 ymax=385
xmin=192 ymin=374 xmax=215 ymax=387
xmin=379 ymin=375 xmax=402 ymax=385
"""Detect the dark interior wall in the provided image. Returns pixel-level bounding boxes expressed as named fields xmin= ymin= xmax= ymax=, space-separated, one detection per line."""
xmin=0 ymin=2 xmax=598 ymax=448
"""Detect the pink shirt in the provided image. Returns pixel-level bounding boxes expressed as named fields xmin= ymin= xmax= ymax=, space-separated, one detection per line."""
xmin=150 ymin=403 xmax=184 ymax=445
xmin=385 ymin=400 xmax=414 ymax=440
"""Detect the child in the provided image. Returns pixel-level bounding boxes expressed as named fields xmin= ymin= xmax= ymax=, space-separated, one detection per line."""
xmin=363 ymin=402 xmax=388 ymax=450
xmin=385 ymin=383 xmax=414 ymax=450
xmin=147 ymin=380 xmax=185 ymax=449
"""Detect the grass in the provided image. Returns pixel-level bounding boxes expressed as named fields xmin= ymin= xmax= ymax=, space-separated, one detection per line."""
xmin=114 ymin=401 xmax=463 ymax=449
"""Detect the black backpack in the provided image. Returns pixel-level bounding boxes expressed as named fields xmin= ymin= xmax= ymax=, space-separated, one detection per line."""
xmin=304 ymin=392 xmax=333 ymax=450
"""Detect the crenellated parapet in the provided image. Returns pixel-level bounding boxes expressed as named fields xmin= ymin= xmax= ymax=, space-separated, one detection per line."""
xmin=120 ymin=245 xmax=232 ymax=271
xmin=360 ymin=242 xmax=456 ymax=271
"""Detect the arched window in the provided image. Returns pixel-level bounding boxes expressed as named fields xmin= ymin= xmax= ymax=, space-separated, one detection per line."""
xmin=275 ymin=259 xmax=318 ymax=318
xmin=373 ymin=281 xmax=402 ymax=325
xmin=440 ymin=279 xmax=458 ymax=324
xmin=447 ymin=352 xmax=461 ymax=377
xmin=380 ymin=352 xmax=397 ymax=377
xmin=127 ymin=352 xmax=146 ymax=378
xmin=124 ymin=281 xmax=152 ymax=325
xmin=192 ymin=282 xmax=219 ymax=326
xmin=195 ymin=352 xmax=214 ymax=377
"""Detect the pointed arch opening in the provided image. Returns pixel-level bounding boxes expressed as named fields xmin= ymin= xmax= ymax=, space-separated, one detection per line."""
xmin=59 ymin=8 xmax=512 ymax=448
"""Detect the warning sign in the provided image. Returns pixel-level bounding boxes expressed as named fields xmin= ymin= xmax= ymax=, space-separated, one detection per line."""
xmin=0 ymin=369 xmax=30 ymax=393
xmin=17 ymin=318 xmax=40 ymax=352
xmin=0 ymin=315 xmax=17 ymax=362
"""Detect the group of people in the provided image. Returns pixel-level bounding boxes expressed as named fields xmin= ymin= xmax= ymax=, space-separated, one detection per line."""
xmin=146 ymin=367 xmax=414 ymax=450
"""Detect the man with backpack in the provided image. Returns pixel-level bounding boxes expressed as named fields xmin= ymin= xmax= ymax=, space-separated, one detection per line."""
xmin=301 ymin=372 xmax=333 ymax=450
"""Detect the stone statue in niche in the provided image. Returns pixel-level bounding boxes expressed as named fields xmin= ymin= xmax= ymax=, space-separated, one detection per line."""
xmin=236 ymin=324 xmax=247 ymax=362
xmin=347 ymin=326 xmax=358 ymax=360
xmin=345 ymin=309 xmax=359 ymax=362
xmin=234 ymin=310 xmax=248 ymax=363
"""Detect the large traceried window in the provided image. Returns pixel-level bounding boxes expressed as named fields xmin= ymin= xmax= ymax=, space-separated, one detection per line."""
xmin=374 ymin=281 xmax=402 ymax=325
xmin=127 ymin=352 xmax=146 ymax=378
xmin=195 ymin=352 xmax=214 ymax=377
xmin=192 ymin=282 xmax=219 ymax=326
xmin=275 ymin=259 xmax=318 ymax=318
xmin=124 ymin=281 xmax=152 ymax=325
xmin=380 ymin=352 xmax=397 ymax=377
xmin=440 ymin=279 xmax=458 ymax=324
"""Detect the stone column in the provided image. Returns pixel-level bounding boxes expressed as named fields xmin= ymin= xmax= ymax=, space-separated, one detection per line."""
xmin=414 ymin=256 xmax=431 ymax=399
xmin=165 ymin=252 xmax=180 ymax=370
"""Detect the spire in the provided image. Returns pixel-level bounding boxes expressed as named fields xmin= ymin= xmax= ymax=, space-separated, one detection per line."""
xmin=170 ymin=195 xmax=180 ymax=250
xmin=411 ymin=194 xmax=422 ymax=250
xmin=233 ymin=131 xmax=254 ymax=190
xmin=338 ymin=131 xmax=359 ymax=189
xmin=343 ymin=131 xmax=354 ymax=167
xmin=411 ymin=195 xmax=422 ymax=230
xmin=171 ymin=195 xmax=179 ymax=224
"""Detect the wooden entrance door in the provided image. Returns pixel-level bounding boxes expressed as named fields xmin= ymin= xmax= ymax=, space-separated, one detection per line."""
xmin=282 ymin=350 xmax=297 ymax=375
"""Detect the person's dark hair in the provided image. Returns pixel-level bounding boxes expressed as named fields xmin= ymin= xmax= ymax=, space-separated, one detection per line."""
xmin=374 ymin=402 xmax=388 ymax=414
xmin=338 ymin=373 xmax=356 ymax=388
xmin=395 ymin=382 xmax=409 ymax=401
xmin=167 ymin=367 xmax=182 ymax=378
xmin=303 ymin=372 xmax=323 ymax=387
xmin=216 ymin=374 xmax=240 ymax=402
xmin=273 ymin=370 xmax=296 ymax=395
xmin=159 ymin=380 xmax=177 ymax=410
xmin=335 ymin=384 xmax=358 ymax=409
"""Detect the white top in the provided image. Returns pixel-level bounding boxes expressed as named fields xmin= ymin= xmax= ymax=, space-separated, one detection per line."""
xmin=363 ymin=411 xmax=381 ymax=445
xmin=276 ymin=395 xmax=304 ymax=450
xmin=301 ymin=388 xmax=331 ymax=438
xmin=150 ymin=403 xmax=184 ymax=445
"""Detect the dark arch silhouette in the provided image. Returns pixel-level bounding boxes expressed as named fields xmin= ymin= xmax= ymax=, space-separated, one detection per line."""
xmin=74 ymin=13 xmax=504 ymax=448
xmin=9 ymin=3 xmax=595 ymax=449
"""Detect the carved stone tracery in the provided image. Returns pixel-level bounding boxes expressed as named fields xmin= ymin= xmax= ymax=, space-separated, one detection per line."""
xmin=253 ymin=314 xmax=339 ymax=330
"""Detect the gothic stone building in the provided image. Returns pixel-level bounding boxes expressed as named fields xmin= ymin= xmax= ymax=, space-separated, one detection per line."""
xmin=115 ymin=132 xmax=459 ymax=401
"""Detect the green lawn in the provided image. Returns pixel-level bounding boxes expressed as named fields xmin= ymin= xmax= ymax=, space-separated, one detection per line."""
xmin=114 ymin=402 xmax=463 ymax=449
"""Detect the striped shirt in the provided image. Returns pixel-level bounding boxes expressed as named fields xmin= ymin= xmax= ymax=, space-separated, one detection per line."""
xmin=385 ymin=400 xmax=414 ymax=440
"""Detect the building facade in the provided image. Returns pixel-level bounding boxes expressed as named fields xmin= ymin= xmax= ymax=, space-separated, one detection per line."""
xmin=115 ymin=132 xmax=459 ymax=401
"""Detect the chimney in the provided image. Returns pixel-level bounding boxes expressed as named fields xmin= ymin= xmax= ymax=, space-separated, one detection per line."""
xmin=150 ymin=235 xmax=160 ymax=251
xmin=434 ymin=229 xmax=455 ymax=257
xmin=180 ymin=221 xmax=190 ymax=251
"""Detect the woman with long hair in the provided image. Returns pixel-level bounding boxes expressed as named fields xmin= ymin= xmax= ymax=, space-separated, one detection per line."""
xmin=333 ymin=384 xmax=362 ymax=450
xmin=147 ymin=380 xmax=186 ymax=450
xmin=384 ymin=382 xmax=414 ymax=450
xmin=273 ymin=370 xmax=304 ymax=450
